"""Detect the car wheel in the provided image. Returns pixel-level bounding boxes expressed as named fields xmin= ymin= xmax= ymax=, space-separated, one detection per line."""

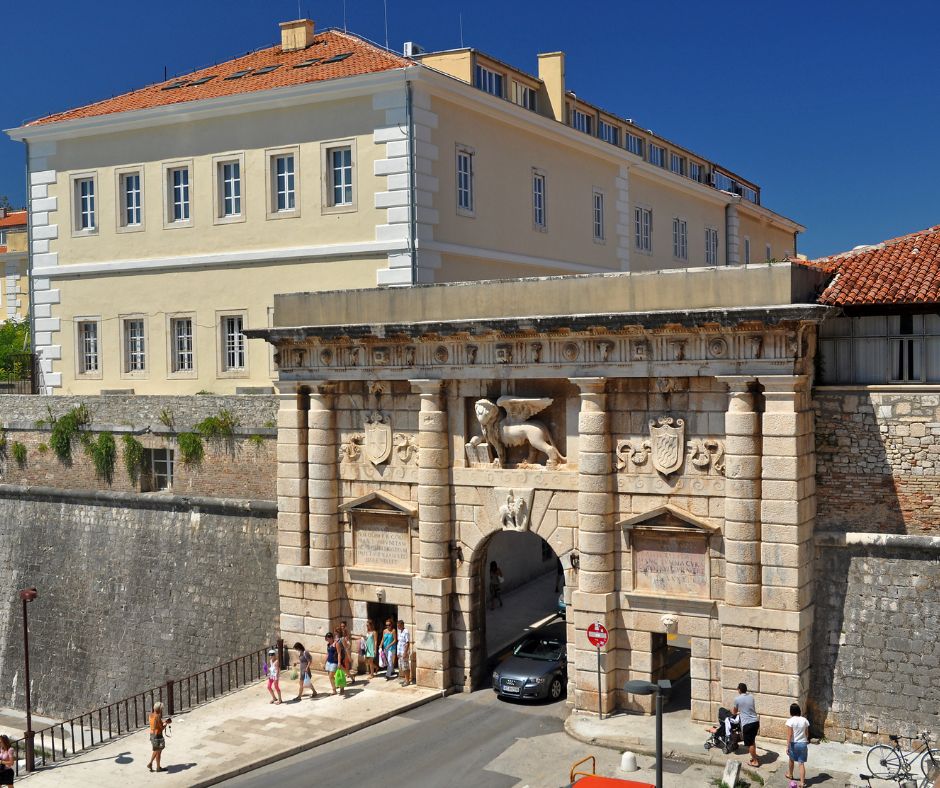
xmin=549 ymin=676 xmax=563 ymax=700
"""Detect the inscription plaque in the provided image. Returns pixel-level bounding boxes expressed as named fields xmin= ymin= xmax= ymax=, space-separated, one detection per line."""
xmin=633 ymin=532 xmax=709 ymax=597
xmin=354 ymin=519 xmax=410 ymax=571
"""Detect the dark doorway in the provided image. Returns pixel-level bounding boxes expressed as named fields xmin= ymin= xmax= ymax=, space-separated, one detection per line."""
xmin=652 ymin=632 xmax=691 ymax=711
xmin=367 ymin=602 xmax=399 ymax=633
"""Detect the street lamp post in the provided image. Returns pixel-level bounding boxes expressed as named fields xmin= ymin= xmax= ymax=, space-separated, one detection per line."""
xmin=624 ymin=678 xmax=672 ymax=788
xmin=19 ymin=587 xmax=38 ymax=772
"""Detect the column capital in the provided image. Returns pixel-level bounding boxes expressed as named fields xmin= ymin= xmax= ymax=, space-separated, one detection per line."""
xmin=570 ymin=377 xmax=607 ymax=395
xmin=715 ymin=375 xmax=757 ymax=393
xmin=410 ymin=378 xmax=445 ymax=396
xmin=758 ymin=375 xmax=810 ymax=396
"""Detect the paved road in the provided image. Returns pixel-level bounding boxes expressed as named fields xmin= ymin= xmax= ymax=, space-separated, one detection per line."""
xmin=220 ymin=689 xmax=722 ymax=788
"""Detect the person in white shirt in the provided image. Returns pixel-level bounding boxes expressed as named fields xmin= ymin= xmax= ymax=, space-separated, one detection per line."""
xmin=396 ymin=620 xmax=411 ymax=686
xmin=785 ymin=702 xmax=811 ymax=787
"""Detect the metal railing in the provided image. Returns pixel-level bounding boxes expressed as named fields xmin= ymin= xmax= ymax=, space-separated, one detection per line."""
xmin=0 ymin=352 xmax=36 ymax=394
xmin=8 ymin=640 xmax=282 ymax=776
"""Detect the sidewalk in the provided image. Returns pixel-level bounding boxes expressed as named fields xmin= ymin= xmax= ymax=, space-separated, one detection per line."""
xmin=566 ymin=706 xmax=886 ymax=787
xmin=20 ymin=674 xmax=439 ymax=787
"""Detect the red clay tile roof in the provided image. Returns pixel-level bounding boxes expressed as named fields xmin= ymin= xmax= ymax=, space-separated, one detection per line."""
xmin=29 ymin=30 xmax=408 ymax=127
xmin=802 ymin=225 xmax=940 ymax=307
xmin=0 ymin=210 xmax=27 ymax=228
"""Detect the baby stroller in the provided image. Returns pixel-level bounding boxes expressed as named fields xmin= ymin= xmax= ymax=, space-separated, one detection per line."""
xmin=704 ymin=707 xmax=740 ymax=754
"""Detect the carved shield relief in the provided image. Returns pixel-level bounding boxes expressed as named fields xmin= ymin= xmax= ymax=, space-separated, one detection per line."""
xmin=648 ymin=417 xmax=685 ymax=475
xmin=364 ymin=412 xmax=392 ymax=465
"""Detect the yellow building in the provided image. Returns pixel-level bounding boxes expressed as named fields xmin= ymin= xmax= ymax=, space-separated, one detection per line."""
xmin=0 ymin=209 xmax=29 ymax=322
xmin=4 ymin=19 xmax=802 ymax=395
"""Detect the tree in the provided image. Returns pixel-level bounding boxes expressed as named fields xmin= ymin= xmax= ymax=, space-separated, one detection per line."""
xmin=0 ymin=195 xmax=12 ymax=210
xmin=0 ymin=319 xmax=30 ymax=376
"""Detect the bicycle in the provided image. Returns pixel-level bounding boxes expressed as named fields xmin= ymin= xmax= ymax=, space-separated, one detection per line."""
xmin=866 ymin=731 xmax=940 ymax=784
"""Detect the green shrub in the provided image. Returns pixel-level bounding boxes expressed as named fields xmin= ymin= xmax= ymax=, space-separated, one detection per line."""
xmin=177 ymin=432 xmax=204 ymax=465
xmin=158 ymin=407 xmax=174 ymax=429
xmin=36 ymin=443 xmax=48 ymax=454
xmin=196 ymin=409 xmax=238 ymax=440
xmin=11 ymin=441 xmax=27 ymax=467
xmin=84 ymin=432 xmax=116 ymax=484
xmin=122 ymin=435 xmax=146 ymax=484
xmin=48 ymin=404 xmax=90 ymax=463
xmin=247 ymin=433 xmax=265 ymax=448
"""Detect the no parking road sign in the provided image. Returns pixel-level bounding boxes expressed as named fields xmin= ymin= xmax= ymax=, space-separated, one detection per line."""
xmin=587 ymin=621 xmax=609 ymax=648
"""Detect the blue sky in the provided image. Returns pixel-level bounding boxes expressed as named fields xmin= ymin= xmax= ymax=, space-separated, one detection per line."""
xmin=1 ymin=0 xmax=938 ymax=258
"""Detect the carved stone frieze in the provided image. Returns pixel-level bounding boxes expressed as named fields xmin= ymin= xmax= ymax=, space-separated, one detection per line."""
xmin=393 ymin=432 xmax=419 ymax=464
xmin=615 ymin=416 xmax=725 ymax=478
xmin=339 ymin=434 xmax=365 ymax=462
xmin=495 ymin=487 xmax=535 ymax=531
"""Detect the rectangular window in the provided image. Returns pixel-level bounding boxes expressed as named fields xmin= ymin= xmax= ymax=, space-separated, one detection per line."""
xmin=705 ymin=227 xmax=719 ymax=266
xmin=742 ymin=185 xmax=759 ymax=203
xmin=634 ymin=207 xmax=652 ymax=252
xmin=124 ymin=319 xmax=146 ymax=372
xmin=456 ymin=148 xmax=474 ymax=213
xmin=170 ymin=167 xmax=190 ymax=222
xmin=76 ymin=177 xmax=96 ymax=230
xmin=274 ymin=154 xmax=296 ymax=212
xmin=532 ymin=172 xmax=546 ymax=229
xmin=672 ymin=217 xmax=688 ymax=260
xmin=890 ymin=314 xmax=924 ymax=382
xmin=670 ymin=153 xmax=686 ymax=177
xmin=713 ymin=171 xmax=734 ymax=191
xmin=77 ymin=321 xmax=99 ymax=374
xmin=626 ymin=133 xmax=644 ymax=157
xmin=121 ymin=173 xmax=142 ymax=226
xmin=766 ymin=242 xmax=772 ymax=261
xmin=648 ymin=144 xmax=666 ymax=168
xmin=0 ymin=230 xmax=6 ymax=245
xmin=571 ymin=108 xmax=593 ymax=135
xmin=593 ymin=190 xmax=605 ymax=241
xmin=689 ymin=162 xmax=702 ymax=182
xmin=171 ymin=317 xmax=194 ymax=372
xmin=142 ymin=448 xmax=174 ymax=493
xmin=220 ymin=160 xmax=241 ymax=216
xmin=744 ymin=237 xmax=751 ymax=264
xmin=598 ymin=120 xmax=620 ymax=146
xmin=329 ymin=147 xmax=353 ymax=207
xmin=513 ymin=82 xmax=536 ymax=111
xmin=474 ymin=65 xmax=503 ymax=97
xmin=222 ymin=315 xmax=246 ymax=371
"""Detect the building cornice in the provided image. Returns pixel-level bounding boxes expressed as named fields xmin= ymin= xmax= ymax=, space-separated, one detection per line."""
xmin=5 ymin=70 xmax=409 ymax=143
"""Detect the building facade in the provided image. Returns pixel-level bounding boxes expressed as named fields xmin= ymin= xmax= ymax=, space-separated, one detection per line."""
xmin=0 ymin=208 xmax=28 ymax=322
xmin=249 ymin=263 xmax=827 ymax=737
xmin=5 ymin=19 xmax=802 ymax=396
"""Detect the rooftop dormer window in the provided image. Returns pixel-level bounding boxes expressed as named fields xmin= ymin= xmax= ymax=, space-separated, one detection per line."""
xmin=598 ymin=120 xmax=619 ymax=146
xmin=475 ymin=64 xmax=504 ymax=98
xmin=571 ymin=108 xmax=592 ymax=135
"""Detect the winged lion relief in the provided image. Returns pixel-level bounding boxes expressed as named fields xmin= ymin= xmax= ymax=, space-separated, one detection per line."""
xmin=474 ymin=396 xmax=566 ymax=468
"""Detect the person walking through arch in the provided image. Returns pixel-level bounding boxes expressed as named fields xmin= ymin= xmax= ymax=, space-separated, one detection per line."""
xmin=488 ymin=560 xmax=504 ymax=610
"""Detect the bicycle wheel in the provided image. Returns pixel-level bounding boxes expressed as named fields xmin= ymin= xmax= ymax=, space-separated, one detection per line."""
xmin=922 ymin=748 xmax=940 ymax=780
xmin=866 ymin=744 xmax=904 ymax=779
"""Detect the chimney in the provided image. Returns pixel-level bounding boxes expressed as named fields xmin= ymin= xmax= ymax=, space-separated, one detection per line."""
xmin=280 ymin=19 xmax=316 ymax=52
xmin=537 ymin=52 xmax=566 ymax=123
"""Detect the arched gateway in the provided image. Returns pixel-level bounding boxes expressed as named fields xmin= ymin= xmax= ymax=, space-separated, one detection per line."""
xmin=250 ymin=267 xmax=827 ymax=737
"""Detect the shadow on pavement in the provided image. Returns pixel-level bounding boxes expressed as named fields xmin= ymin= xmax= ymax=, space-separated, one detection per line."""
xmin=165 ymin=762 xmax=197 ymax=774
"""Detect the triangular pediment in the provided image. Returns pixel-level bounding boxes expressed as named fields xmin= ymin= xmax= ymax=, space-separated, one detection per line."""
xmin=339 ymin=490 xmax=417 ymax=516
xmin=618 ymin=504 xmax=719 ymax=534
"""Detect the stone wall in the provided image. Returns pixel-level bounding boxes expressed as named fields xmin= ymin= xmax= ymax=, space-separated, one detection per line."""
xmin=809 ymin=538 xmax=940 ymax=743
xmin=0 ymin=486 xmax=279 ymax=719
xmin=815 ymin=389 xmax=940 ymax=535
xmin=0 ymin=394 xmax=278 ymax=501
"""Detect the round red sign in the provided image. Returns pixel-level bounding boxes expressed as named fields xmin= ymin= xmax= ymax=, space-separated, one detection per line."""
xmin=587 ymin=622 xmax=609 ymax=647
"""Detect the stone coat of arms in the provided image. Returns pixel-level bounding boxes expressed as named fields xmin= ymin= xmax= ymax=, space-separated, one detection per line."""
xmin=364 ymin=411 xmax=392 ymax=465
xmin=648 ymin=416 xmax=685 ymax=475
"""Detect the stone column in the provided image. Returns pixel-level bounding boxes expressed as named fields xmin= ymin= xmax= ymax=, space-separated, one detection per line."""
xmin=726 ymin=201 xmax=741 ymax=266
xmin=411 ymin=379 xmax=454 ymax=691
xmin=718 ymin=376 xmax=762 ymax=607
xmin=571 ymin=377 xmax=618 ymax=715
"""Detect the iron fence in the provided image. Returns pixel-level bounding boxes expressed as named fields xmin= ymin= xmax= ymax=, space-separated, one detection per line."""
xmin=8 ymin=640 xmax=281 ymax=776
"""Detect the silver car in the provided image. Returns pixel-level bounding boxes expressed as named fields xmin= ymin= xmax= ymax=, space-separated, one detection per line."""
xmin=492 ymin=634 xmax=567 ymax=701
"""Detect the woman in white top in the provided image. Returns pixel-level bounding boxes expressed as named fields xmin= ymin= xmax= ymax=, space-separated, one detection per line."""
xmin=785 ymin=702 xmax=811 ymax=788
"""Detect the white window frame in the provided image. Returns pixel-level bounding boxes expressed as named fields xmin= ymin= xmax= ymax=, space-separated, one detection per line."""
xmin=75 ymin=317 xmax=102 ymax=379
xmin=670 ymin=153 xmax=686 ymax=177
xmin=592 ymin=188 xmax=605 ymax=243
xmin=120 ymin=315 xmax=148 ymax=377
xmin=672 ymin=217 xmax=688 ymax=260
xmin=141 ymin=447 xmax=174 ymax=493
xmin=705 ymin=227 xmax=720 ymax=266
xmin=71 ymin=172 xmax=98 ymax=236
xmin=456 ymin=144 xmax=475 ymax=217
xmin=634 ymin=206 xmax=652 ymax=254
xmin=570 ymin=107 xmax=593 ymax=135
xmin=212 ymin=153 xmax=246 ymax=224
xmin=116 ymin=167 xmax=144 ymax=232
xmin=217 ymin=310 xmax=249 ymax=378
xmin=689 ymin=162 xmax=702 ymax=182
xmin=598 ymin=120 xmax=620 ymax=146
xmin=532 ymin=169 xmax=547 ymax=231
xmin=167 ymin=312 xmax=197 ymax=378
xmin=513 ymin=81 xmax=537 ymax=111
xmin=474 ymin=64 xmax=504 ymax=97
xmin=265 ymin=146 xmax=300 ymax=219
xmin=321 ymin=140 xmax=357 ymax=214
xmin=0 ymin=230 xmax=6 ymax=246
xmin=648 ymin=144 xmax=666 ymax=168
xmin=162 ymin=160 xmax=193 ymax=229
xmin=626 ymin=133 xmax=644 ymax=157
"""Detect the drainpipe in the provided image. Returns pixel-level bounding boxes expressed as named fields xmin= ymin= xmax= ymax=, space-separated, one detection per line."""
xmin=725 ymin=197 xmax=741 ymax=266
xmin=24 ymin=139 xmax=37 ymax=393
xmin=792 ymin=230 xmax=799 ymax=258
xmin=405 ymin=78 xmax=418 ymax=286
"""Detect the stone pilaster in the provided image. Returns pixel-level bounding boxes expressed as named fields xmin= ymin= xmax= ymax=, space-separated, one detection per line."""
xmin=718 ymin=376 xmax=762 ymax=607
xmin=571 ymin=377 xmax=618 ymax=715
xmin=411 ymin=379 xmax=453 ymax=690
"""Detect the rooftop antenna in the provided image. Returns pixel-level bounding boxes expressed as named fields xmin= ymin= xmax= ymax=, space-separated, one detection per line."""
xmin=383 ymin=0 xmax=389 ymax=50
xmin=343 ymin=0 xmax=347 ymax=31
xmin=297 ymin=0 xmax=301 ymax=18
